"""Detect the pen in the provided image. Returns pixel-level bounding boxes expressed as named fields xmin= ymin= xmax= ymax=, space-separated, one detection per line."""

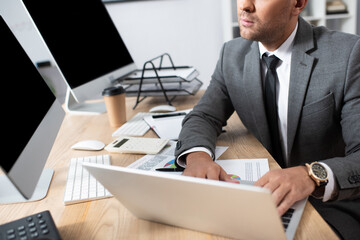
xmin=155 ymin=167 xmax=183 ymax=172
xmin=152 ymin=112 xmax=187 ymax=119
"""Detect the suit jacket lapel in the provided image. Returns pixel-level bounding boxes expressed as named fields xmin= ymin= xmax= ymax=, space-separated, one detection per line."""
xmin=287 ymin=17 xmax=316 ymax=160
xmin=241 ymin=17 xmax=316 ymax=159
xmin=243 ymin=42 xmax=272 ymax=150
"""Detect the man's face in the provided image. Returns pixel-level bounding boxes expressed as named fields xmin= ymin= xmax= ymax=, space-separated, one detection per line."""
xmin=237 ymin=0 xmax=296 ymax=49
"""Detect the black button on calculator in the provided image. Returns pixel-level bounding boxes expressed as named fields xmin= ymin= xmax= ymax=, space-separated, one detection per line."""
xmin=0 ymin=210 xmax=61 ymax=240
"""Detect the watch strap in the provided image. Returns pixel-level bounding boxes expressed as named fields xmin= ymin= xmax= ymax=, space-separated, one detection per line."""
xmin=311 ymin=184 xmax=326 ymax=199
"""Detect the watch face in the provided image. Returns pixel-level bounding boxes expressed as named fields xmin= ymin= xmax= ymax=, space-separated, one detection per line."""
xmin=312 ymin=163 xmax=328 ymax=180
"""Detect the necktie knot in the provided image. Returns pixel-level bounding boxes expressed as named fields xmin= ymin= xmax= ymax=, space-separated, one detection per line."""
xmin=262 ymin=54 xmax=280 ymax=70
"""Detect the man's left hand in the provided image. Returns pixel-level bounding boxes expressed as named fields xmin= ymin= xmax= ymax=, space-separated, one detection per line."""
xmin=254 ymin=166 xmax=315 ymax=216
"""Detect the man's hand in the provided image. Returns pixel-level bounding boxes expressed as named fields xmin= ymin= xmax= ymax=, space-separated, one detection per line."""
xmin=254 ymin=166 xmax=316 ymax=216
xmin=183 ymin=151 xmax=236 ymax=183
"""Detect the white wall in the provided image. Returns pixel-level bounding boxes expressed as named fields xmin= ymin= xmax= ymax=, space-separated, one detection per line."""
xmin=106 ymin=0 xmax=225 ymax=89
xmin=0 ymin=0 xmax=227 ymax=89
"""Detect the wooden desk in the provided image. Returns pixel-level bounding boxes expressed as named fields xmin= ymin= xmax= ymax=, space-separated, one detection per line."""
xmin=0 ymin=92 xmax=338 ymax=240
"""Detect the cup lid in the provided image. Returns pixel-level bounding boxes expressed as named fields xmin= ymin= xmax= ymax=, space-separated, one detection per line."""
xmin=102 ymin=86 xmax=125 ymax=96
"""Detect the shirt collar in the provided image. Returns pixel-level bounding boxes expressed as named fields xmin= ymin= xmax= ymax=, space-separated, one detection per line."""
xmin=258 ymin=22 xmax=298 ymax=65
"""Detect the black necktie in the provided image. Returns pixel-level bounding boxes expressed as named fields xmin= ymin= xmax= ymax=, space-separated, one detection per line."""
xmin=263 ymin=54 xmax=285 ymax=168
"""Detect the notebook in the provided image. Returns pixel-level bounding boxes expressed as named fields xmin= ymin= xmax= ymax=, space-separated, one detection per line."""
xmin=82 ymin=163 xmax=307 ymax=240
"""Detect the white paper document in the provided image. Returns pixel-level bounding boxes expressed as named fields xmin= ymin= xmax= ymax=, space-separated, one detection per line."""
xmin=127 ymin=145 xmax=269 ymax=182
xmin=216 ymin=159 xmax=269 ymax=182
xmin=127 ymin=145 xmax=228 ymax=172
xmin=143 ymin=109 xmax=192 ymax=140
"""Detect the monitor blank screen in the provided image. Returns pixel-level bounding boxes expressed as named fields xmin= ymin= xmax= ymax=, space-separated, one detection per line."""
xmin=0 ymin=15 xmax=65 ymax=201
xmin=0 ymin=16 xmax=56 ymax=173
xmin=22 ymin=0 xmax=134 ymax=90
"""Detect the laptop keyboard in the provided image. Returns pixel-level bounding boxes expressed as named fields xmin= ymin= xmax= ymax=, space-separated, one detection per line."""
xmin=281 ymin=208 xmax=295 ymax=230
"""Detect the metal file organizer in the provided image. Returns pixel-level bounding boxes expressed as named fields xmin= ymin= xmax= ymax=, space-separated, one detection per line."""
xmin=119 ymin=53 xmax=203 ymax=109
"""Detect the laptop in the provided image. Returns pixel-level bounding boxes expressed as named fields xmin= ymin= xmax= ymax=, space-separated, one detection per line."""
xmin=83 ymin=163 xmax=307 ymax=240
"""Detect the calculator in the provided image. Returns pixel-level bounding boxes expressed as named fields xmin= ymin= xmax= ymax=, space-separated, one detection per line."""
xmin=0 ymin=210 xmax=62 ymax=240
xmin=105 ymin=136 xmax=169 ymax=154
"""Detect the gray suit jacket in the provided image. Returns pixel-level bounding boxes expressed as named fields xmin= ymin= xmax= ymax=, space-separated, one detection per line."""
xmin=175 ymin=18 xmax=360 ymax=202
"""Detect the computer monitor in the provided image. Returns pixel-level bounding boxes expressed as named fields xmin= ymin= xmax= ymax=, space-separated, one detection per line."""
xmin=22 ymin=0 xmax=137 ymax=114
xmin=0 ymin=16 xmax=65 ymax=204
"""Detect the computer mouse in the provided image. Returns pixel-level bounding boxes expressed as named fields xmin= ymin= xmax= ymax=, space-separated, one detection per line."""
xmin=71 ymin=140 xmax=105 ymax=151
xmin=149 ymin=105 xmax=176 ymax=113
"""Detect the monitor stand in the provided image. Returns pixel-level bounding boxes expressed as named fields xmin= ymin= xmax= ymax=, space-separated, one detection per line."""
xmin=65 ymin=88 xmax=106 ymax=115
xmin=0 ymin=168 xmax=54 ymax=204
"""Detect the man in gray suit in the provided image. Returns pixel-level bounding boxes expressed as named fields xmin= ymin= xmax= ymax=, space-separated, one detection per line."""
xmin=174 ymin=0 xmax=360 ymax=239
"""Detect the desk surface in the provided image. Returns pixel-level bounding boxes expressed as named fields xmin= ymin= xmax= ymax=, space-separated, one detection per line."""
xmin=0 ymin=92 xmax=338 ymax=240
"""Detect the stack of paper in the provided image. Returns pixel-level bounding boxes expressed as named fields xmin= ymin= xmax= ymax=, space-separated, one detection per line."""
xmin=122 ymin=67 xmax=199 ymax=84
xmin=326 ymin=0 xmax=347 ymax=14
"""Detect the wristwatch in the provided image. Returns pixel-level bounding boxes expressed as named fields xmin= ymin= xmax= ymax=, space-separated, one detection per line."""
xmin=305 ymin=161 xmax=329 ymax=186
xmin=305 ymin=162 xmax=329 ymax=198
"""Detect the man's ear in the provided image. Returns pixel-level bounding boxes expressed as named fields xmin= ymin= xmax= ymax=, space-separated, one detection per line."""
xmin=293 ymin=0 xmax=308 ymax=16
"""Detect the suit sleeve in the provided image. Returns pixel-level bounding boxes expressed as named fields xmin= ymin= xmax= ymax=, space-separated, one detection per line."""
xmin=175 ymin=43 xmax=235 ymax=159
xmin=325 ymin=38 xmax=360 ymax=200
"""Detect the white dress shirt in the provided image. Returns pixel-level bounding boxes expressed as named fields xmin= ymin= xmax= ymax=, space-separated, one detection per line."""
xmin=177 ymin=23 xmax=336 ymax=201
xmin=258 ymin=23 xmax=296 ymax=161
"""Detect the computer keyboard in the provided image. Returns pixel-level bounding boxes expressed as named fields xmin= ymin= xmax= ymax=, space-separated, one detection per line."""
xmin=63 ymin=154 xmax=112 ymax=205
xmin=112 ymin=112 xmax=160 ymax=137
